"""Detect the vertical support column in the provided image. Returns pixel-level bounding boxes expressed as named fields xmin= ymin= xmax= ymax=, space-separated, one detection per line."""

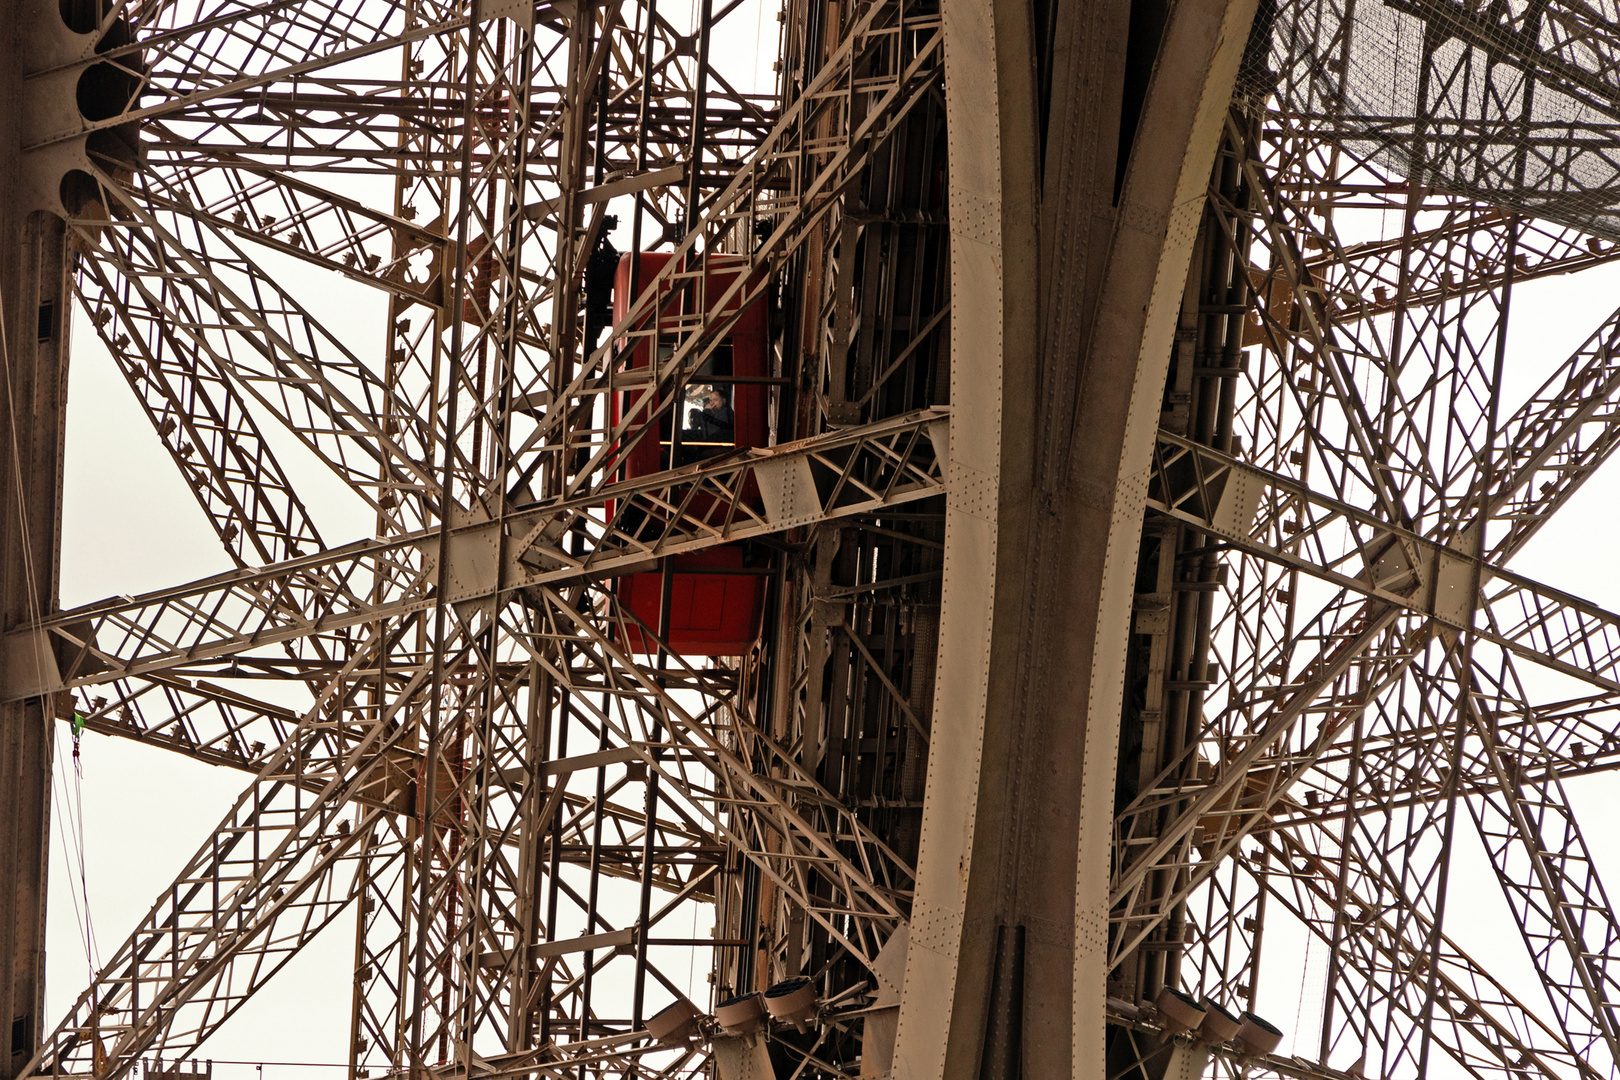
xmin=0 ymin=24 xmax=71 ymax=1070
xmin=0 ymin=693 xmax=53 ymax=1080
xmin=1070 ymin=5 xmax=1254 ymax=1069
xmin=895 ymin=0 xmax=1255 ymax=1075
xmin=1 ymin=6 xmax=73 ymax=1071
xmin=890 ymin=0 xmax=1040 ymax=1069
xmin=0 ymin=223 xmax=70 ymax=1078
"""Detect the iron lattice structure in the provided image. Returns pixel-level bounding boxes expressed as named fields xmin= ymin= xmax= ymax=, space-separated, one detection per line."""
xmin=16 ymin=0 xmax=1620 ymax=1077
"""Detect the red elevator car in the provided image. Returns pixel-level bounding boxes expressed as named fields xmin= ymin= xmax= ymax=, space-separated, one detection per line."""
xmin=611 ymin=252 xmax=769 ymax=656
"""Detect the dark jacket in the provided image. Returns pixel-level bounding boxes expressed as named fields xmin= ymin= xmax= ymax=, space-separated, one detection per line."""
xmin=684 ymin=399 xmax=735 ymax=443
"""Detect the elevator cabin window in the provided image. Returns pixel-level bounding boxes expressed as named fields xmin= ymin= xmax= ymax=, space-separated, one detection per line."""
xmin=610 ymin=252 xmax=770 ymax=657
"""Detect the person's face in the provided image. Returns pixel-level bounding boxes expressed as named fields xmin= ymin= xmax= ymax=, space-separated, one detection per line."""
xmin=707 ymin=391 xmax=725 ymax=410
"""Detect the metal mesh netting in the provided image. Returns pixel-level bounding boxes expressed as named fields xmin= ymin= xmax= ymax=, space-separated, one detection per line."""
xmin=1242 ymin=0 xmax=1620 ymax=237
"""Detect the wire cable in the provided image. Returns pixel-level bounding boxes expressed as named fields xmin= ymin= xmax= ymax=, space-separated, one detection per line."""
xmin=0 ymin=258 xmax=102 ymax=983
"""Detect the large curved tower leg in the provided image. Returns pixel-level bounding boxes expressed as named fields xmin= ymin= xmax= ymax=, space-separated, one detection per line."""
xmin=894 ymin=0 xmax=1257 ymax=1075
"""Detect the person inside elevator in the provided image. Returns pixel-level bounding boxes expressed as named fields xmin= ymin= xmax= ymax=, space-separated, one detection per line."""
xmin=683 ymin=385 xmax=734 ymax=445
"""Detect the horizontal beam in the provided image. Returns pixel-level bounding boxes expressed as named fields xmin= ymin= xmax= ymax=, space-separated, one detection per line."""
xmin=1 ymin=411 xmax=947 ymax=700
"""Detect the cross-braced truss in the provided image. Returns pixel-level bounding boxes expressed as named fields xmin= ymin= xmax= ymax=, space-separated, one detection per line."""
xmin=21 ymin=0 xmax=1620 ymax=1078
